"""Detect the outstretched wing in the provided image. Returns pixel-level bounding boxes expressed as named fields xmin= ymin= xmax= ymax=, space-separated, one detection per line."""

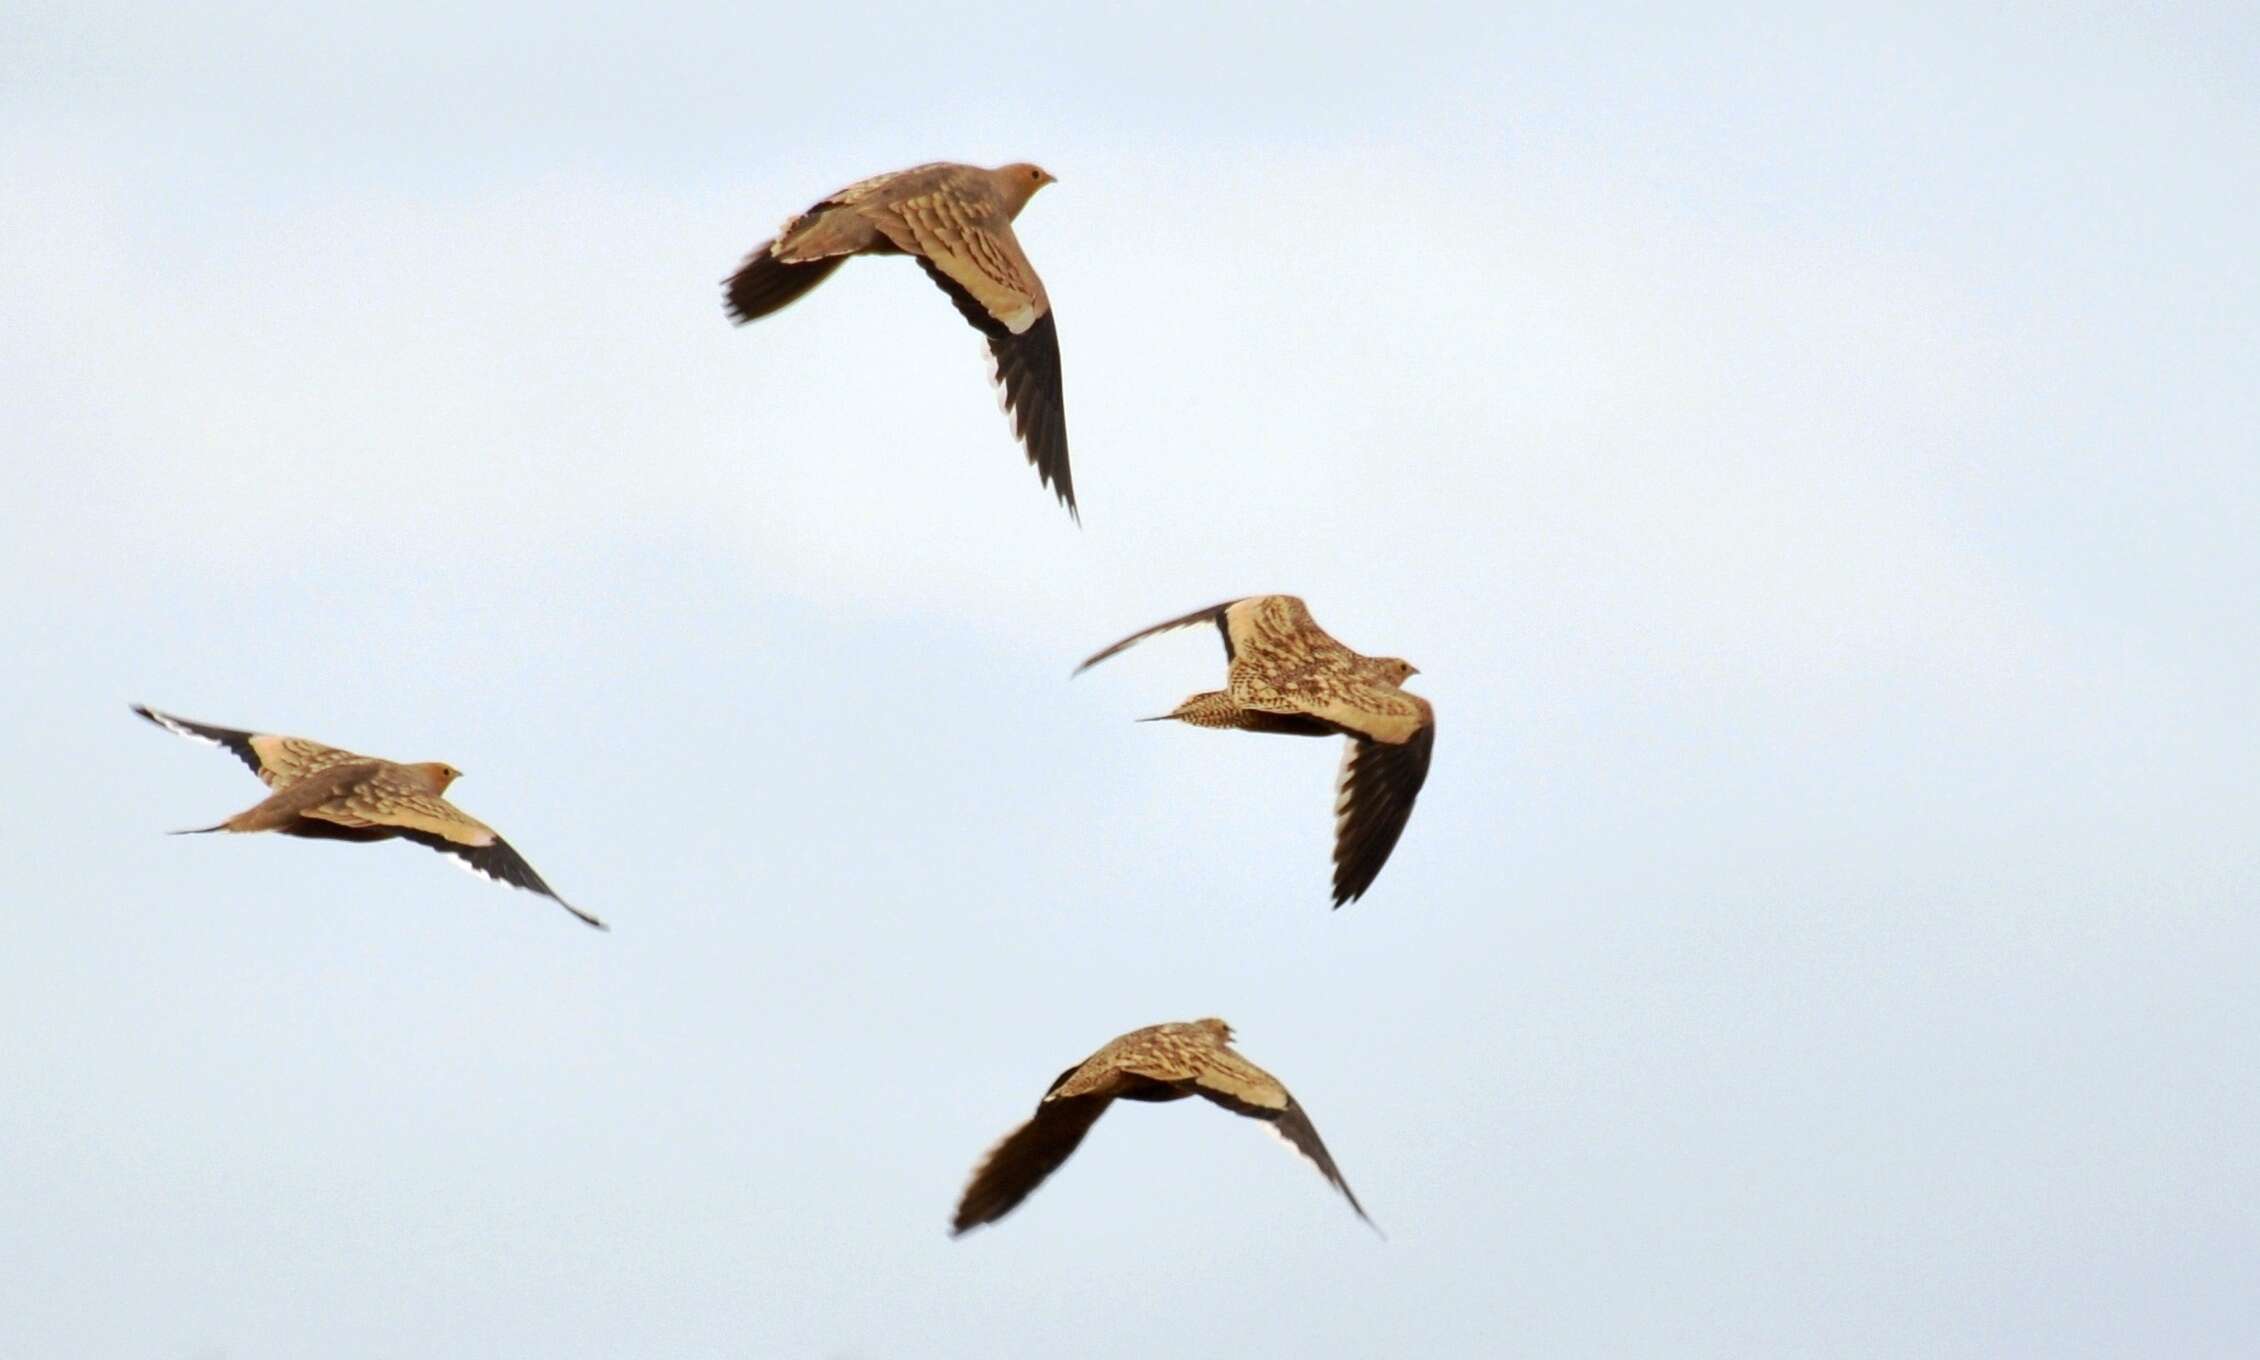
xmin=1257 ymin=1101 xmax=1372 ymax=1227
xmin=133 ymin=704 xmax=262 ymax=776
xmin=723 ymin=247 xmax=846 ymax=323
xmin=305 ymin=776 xmax=605 ymax=930
xmin=1074 ymin=599 xmax=1244 ymax=674
xmin=1332 ymin=721 xmax=1436 ymax=907
xmin=915 ymin=255 xmax=1073 ymax=517
xmin=952 ymin=1094 xmax=1111 ymax=1235
xmin=872 ymin=176 xmax=1070 ymax=517
xmin=884 ymin=183 xmax=1049 ymax=332
xmin=133 ymin=704 xmax=362 ymax=788
xmin=1186 ymin=1049 xmax=1371 ymax=1225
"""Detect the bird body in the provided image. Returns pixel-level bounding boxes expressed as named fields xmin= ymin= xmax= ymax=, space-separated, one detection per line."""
xmin=1079 ymin=595 xmax=1437 ymax=906
xmin=724 ymin=160 xmax=1075 ymax=516
xmin=952 ymin=1018 xmax=1368 ymax=1235
xmin=132 ymin=705 xmax=603 ymax=929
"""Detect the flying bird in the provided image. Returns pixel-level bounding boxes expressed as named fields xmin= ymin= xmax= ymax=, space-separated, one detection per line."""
xmin=131 ymin=704 xmax=603 ymax=930
xmin=1077 ymin=594 xmax=1435 ymax=907
xmin=723 ymin=160 xmax=1075 ymax=518
xmin=952 ymin=1017 xmax=1369 ymax=1235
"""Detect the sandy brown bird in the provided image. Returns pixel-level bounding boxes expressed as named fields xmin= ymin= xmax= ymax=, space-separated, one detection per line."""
xmin=132 ymin=705 xmax=603 ymax=930
xmin=1078 ymin=594 xmax=1436 ymax=908
xmin=952 ymin=1017 xmax=1369 ymax=1235
xmin=723 ymin=160 xmax=1074 ymax=518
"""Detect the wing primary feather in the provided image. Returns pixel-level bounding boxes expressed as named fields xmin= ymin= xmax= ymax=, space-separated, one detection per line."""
xmin=1075 ymin=601 xmax=1243 ymax=675
xmin=986 ymin=313 xmax=1074 ymax=519
xmin=723 ymin=247 xmax=846 ymax=322
xmin=1191 ymin=1081 xmax=1377 ymax=1230
xmin=952 ymin=1095 xmax=1110 ymax=1235
xmin=1262 ymin=1108 xmax=1380 ymax=1234
xmin=132 ymin=704 xmax=266 ymax=778
xmin=399 ymin=829 xmax=606 ymax=930
xmin=915 ymin=259 xmax=1076 ymax=518
xmin=1330 ymin=724 xmax=1436 ymax=907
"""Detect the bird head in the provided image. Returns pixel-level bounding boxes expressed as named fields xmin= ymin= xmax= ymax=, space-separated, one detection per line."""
xmin=1377 ymin=657 xmax=1420 ymax=685
xmin=1191 ymin=1017 xmax=1235 ymax=1043
xmin=994 ymin=162 xmax=1057 ymax=215
xmin=409 ymin=762 xmax=463 ymax=793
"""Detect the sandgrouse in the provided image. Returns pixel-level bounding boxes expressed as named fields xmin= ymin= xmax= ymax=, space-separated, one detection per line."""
xmin=952 ymin=1018 xmax=1368 ymax=1235
xmin=1078 ymin=595 xmax=1436 ymax=907
xmin=132 ymin=705 xmax=602 ymax=930
xmin=723 ymin=161 xmax=1074 ymax=517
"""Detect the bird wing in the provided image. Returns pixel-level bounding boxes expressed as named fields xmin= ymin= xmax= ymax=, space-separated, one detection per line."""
xmin=133 ymin=704 xmax=365 ymax=788
xmin=1074 ymin=599 xmax=1246 ymax=674
xmin=723 ymin=162 xmax=947 ymax=319
xmin=1220 ymin=596 xmax=1367 ymax=719
xmin=909 ymin=250 xmax=1070 ymax=516
xmin=302 ymin=773 xmax=604 ymax=929
xmin=1184 ymin=1047 xmax=1372 ymax=1224
xmin=722 ymin=250 xmax=846 ymax=323
xmin=951 ymin=1092 xmax=1112 ymax=1235
xmin=1331 ymin=718 xmax=1436 ymax=907
xmin=873 ymin=176 xmax=1071 ymax=515
xmin=879 ymin=178 xmax=1049 ymax=332
xmin=825 ymin=162 xmax=945 ymax=208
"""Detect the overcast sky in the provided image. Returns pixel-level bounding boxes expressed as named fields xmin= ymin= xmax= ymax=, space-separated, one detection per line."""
xmin=3 ymin=3 xmax=2256 ymax=1357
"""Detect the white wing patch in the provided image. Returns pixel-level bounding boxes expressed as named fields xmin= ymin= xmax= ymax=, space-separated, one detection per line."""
xmin=444 ymin=851 xmax=504 ymax=886
xmin=142 ymin=707 xmax=221 ymax=747
xmin=1257 ymin=1115 xmax=1380 ymax=1234
xmin=1260 ymin=1116 xmax=1325 ymax=1174
xmin=984 ymin=337 xmax=1011 ymax=413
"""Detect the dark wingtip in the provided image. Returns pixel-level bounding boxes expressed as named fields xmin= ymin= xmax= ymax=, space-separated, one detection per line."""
xmin=723 ymin=247 xmax=844 ymax=325
xmin=1341 ymin=1178 xmax=1383 ymax=1236
xmin=556 ymin=898 xmax=608 ymax=931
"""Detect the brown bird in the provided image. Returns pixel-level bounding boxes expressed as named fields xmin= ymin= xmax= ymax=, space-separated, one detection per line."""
xmin=723 ymin=160 xmax=1074 ymax=518
xmin=132 ymin=705 xmax=603 ymax=930
xmin=952 ymin=1017 xmax=1369 ymax=1235
xmin=1078 ymin=595 xmax=1436 ymax=907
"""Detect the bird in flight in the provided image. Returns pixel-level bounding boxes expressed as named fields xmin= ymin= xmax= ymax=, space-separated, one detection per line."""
xmin=131 ymin=705 xmax=603 ymax=930
xmin=952 ymin=1017 xmax=1370 ymax=1235
xmin=1077 ymin=595 xmax=1436 ymax=907
xmin=723 ymin=160 xmax=1075 ymax=518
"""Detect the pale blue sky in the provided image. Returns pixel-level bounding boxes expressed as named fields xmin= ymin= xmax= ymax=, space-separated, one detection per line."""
xmin=3 ymin=3 xmax=2256 ymax=1357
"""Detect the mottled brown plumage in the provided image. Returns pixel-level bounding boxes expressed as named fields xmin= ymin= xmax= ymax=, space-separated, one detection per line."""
xmin=1077 ymin=595 xmax=1437 ymax=907
xmin=132 ymin=705 xmax=602 ymax=930
xmin=723 ymin=160 xmax=1075 ymax=517
xmin=952 ymin=1018 xmax=1368 ymax=1235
